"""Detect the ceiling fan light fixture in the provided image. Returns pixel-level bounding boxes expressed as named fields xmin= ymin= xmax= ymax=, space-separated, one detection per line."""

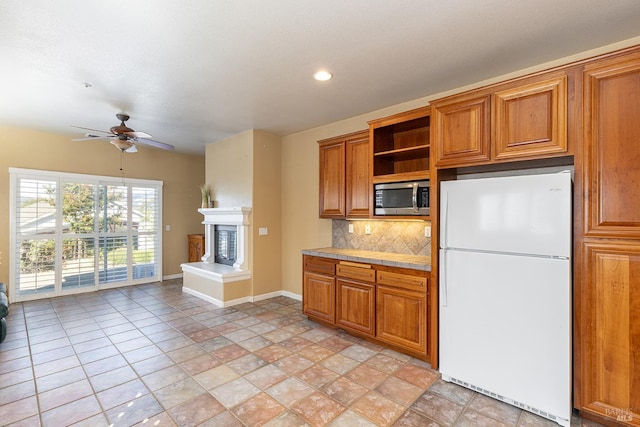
xmin=110 ymin=139 xmax=134 ymax=151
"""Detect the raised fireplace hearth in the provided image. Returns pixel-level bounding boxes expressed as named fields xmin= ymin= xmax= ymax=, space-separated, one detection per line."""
xmin=180 ymin=207 xmax=252 ymax=307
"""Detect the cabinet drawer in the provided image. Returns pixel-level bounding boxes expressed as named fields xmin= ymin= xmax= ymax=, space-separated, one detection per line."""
xmin=303 ymin=255 xmax=336 ymax=275
xmin=376 ymin=270 xmax=427 ymax=292
xmin=337 ymin=262 xmax=375 ymax=282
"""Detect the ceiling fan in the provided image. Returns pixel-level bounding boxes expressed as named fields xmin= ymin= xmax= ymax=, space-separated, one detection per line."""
xmin=72 ymin=113 xmax=175 ymax=153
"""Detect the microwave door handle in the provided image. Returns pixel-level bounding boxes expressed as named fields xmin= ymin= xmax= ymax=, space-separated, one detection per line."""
xmin=412 ymin=184 xmax=418 ymax=212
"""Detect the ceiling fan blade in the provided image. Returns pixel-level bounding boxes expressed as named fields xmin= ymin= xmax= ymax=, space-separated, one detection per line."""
xmin=71 ymin=125 xmax=112 ymax=135
xmin=135 ymin=138 xmax=175 ymax=151
xmin=124 ymin=131 xmax=152 ymax=139
xmin=72 ymin=135 xmax=110 ymax=141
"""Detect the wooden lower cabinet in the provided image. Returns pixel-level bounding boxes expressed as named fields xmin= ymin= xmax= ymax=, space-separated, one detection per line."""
xmin=336 ymin=279 xmax=375 ymax=336
xmin=376 ymin=285 xmax=427 ymax=355
xmin=302 ymin=255 xmax=430 ymax=361
xmin=303 ymin=271 xmax=335 ymax=323
xmin=188 ymin=234 xmax=205 ymax=262
xmin=576 ymin=241 xmax=640 ymax=425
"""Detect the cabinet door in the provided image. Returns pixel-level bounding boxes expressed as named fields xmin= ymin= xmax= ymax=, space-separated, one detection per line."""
xmin=376 ymin=285 xmax=427 ymax=355
xmin=493 ymin=75 xmax=568 ymax=160
xmin=318 ymin=140 xmax=345 ymax=218
xmin=345 ymin=132 xmax=370 ymax=218
xmin=584 ymin=54 xmax=640 ymax=238
xmin=432 ymin=95 xmax=490 ymax=167
xmin=578 ymin=242 xmax=640 ymax=424
xmin=303 ymin=271 xmax=335 ymax=323
xmin=188 ymin=234 xmax=204 ymax=262
xmin=336 ymin=279 xmax=375 ymax=336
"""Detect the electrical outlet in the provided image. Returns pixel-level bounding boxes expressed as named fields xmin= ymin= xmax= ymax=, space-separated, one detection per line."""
xmin=424 ymin=225 xmax=431 ymax=237
xmin=365 ymin=224 xmax=371 ymax=234
xmin=259 ymin=227 xmax=268 ymax=235
xmin=348 ymin=224 xmax=354 ymax=233
xmin=165 ymin=225 xmax=171 ymax=231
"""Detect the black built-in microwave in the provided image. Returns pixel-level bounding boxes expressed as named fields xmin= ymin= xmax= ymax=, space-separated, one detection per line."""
xmin=374 ymin=180 xmax=429 ymax=216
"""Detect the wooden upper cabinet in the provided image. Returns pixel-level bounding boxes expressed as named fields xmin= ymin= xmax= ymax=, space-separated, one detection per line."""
xmin=318 ymin=130 xmax=369 ymax=219
xmin=345 ymin=132 xmax=371 ymax=218
xmin=432 ymin=95 xmax=490 ymax=167
xmin=432 ymin=71 xmax=570 ymax=168
xmin=493 ymin=75 xmax=568 ymax=160
xmin=318 ymin=138 xmax=346 ymax=218
xmin=583 ymin=53 xmax=640 ymax=238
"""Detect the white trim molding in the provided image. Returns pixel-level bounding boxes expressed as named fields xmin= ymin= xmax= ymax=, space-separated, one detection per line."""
xmin=180 ymin=262 xmax=251 ymax=283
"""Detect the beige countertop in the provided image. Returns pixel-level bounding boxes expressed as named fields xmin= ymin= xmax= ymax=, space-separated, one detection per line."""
xmin=302 ymin=247 xmax=430 ymax=271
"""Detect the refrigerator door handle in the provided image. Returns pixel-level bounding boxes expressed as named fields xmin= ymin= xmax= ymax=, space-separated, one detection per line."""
xmin=440 ymin=250 xmax=448 ymax=307
xmin=441 ymin=189 xmax=449 ymax=247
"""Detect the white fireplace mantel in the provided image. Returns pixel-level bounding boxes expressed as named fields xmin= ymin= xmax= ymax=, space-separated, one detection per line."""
xmin=198 ymin=207 xmax=251 ymax=271
xmin=198 ymin=207 xmax=251 ymax=226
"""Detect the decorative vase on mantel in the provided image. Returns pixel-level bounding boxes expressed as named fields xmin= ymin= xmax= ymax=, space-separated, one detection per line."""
xmin=200 ymin=185 xmax=211 ymax=209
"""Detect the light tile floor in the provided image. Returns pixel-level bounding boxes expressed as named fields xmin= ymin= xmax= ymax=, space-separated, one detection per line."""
xmin=0 ymin=280 xmax=603 ymax=426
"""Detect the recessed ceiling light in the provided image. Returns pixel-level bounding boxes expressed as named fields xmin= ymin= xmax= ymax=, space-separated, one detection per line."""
xmin=314 ymin=70 xmax=333 ymax=81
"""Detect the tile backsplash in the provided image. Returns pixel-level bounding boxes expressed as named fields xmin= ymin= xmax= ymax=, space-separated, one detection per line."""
xmin=332 ymin=219 xmax=430 ymax=257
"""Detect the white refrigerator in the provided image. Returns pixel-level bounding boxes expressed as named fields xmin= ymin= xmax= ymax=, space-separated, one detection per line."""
xmin=439 ymin=172 xmax=572 ymax=427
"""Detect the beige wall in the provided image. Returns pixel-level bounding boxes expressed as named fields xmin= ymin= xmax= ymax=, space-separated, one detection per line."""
xmin=279 ymin=36 xmax=640 ymax=296
xmin=252 ymin=131 xmax=282 ymax=296
xmin=205 ymin=130 xmax=253 ymax=208
xmin=203 ymin=130 xmax=282 ymax=298
xmin=0 ymin=125 xmax=205 ymax=288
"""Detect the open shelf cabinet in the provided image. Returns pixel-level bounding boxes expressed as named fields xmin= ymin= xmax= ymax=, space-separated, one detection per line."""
xmin=369 ymin=106 xmax=430 ymax=184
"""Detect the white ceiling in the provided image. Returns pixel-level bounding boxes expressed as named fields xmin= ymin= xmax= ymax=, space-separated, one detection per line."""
xmin=2 ymin=1 xmax=640 ymax=155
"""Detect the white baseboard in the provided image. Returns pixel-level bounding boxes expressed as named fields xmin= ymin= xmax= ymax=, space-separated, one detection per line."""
xmin=163 ymin=273 xmax=183 ymax=280
xmin=182 ymin=286 xmax=302 ymax=307
xmin=181 ymin=286 xmax=224 ymax=307
xmin=281 ymin=290 xmax=302 ymax=301
xmin=252 ymin=291 xmax=283 ymax=302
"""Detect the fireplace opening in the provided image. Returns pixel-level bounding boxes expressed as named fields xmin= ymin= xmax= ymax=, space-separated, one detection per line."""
xmin=214 ymin=225 xmax=237 ymax=266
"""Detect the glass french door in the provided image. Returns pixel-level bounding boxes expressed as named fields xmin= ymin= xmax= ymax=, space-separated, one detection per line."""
xmin=10 ymin=169 xmax=162 ymax=302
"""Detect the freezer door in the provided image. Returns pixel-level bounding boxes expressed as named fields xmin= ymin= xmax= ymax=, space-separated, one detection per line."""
xmin=439 ymin=249 xmax=571 ymax=425
xmin=440 ymin=172 xmax=571 ymax=257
